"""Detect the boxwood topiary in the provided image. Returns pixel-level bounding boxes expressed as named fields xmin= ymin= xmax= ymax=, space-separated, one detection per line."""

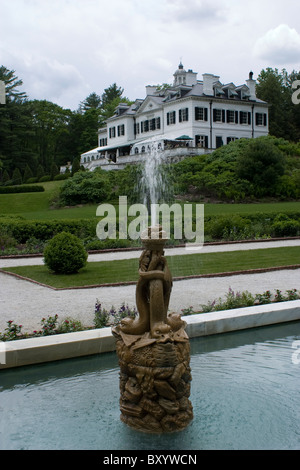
xmin=43 ymin=231 xmax=88 ymax=274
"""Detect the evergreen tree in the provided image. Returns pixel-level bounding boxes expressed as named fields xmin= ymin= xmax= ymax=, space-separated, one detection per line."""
xmin=71 ymin=156 xmax=81 ymax=176
xmin=50 ymin=162 xmax=59 ymax=179
xmin=23 ymin=163 xmax=33 ymax=182
xmin=36 ymin=164 xmax=45 ymax=180
xmin=99 ymin=83 xmax=132 ymax=126
xmin=79 ymin=92 xmax=101 ymax=113
xmin=101 ymin=83 xmax=124 ymax=108
xmin=1 ymin=169 xmax=10 ymax=185
xmin=0 ymin=66 xmax=27 ymax=103
xmin=0 ymin=67 xmax=34 ymax=174
xmin=12 ymin=167 xmax=22 ymax=185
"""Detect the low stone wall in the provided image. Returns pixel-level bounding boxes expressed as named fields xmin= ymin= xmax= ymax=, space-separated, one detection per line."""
xmin=1 ymin=300 xmax=299 ymax=369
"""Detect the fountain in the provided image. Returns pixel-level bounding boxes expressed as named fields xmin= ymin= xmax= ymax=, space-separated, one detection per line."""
xmin=112 ymin=141 xmax=193 ymax=432
xmin=112 ymin=225 xmax=193 ymax=432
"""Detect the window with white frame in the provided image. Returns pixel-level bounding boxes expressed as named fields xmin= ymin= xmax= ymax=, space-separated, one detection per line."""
xmin=149 ymin=118 xmax=156 ymax=131
xmin=167 ymin=111 xmax=176 ymax=125
xmin=179 ymin=108 xmax=189 ymax=122
xmin=255 ymin=112 xmax=267 ymax=126
xmin=195 ymin=135 xmax=208 ymax=148
xmin=195 ymin=107 xmax=208 ymax=121
xmin=227 ymin=110 xmax=235 ymax=123
xmin=239 ymin=111 xmax=249 ymax=125
xmin=117 ymin=124 xmax=125 ymax=136
xmin=227 ymin=137 xmax=238 ymax=144
xmin=109 ymin=127 xmax=116 ymax=138
xmin=99 ymin=138 xmax=107 ymax=146
xmin=213 ymin=109 xmax=223 ymax=122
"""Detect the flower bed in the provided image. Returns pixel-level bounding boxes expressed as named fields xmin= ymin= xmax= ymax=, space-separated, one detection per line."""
xmin=1 ymin=289 xmax=299 ymax=342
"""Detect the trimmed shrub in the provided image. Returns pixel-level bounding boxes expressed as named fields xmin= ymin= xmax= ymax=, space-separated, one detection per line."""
xmin=53 ymin=174 xmax=69 ymax=181
xmin=43 ymin=231 xmax=88 ymax=274
xmin=271 ymin=214 xmax=300 ymax=237
xmin=206 ymin=215 xmax=251 ymax=240
xmin=0 ymin=218 xmax=97 ymax=243
xmin=59 ymin=170 xmax=111 ymax=205
xmin=39 ymin=175 xmax=51 ymax=182
xmin=0 ymin=185 xmax=44 ymax=193
xmin=25 ymin=177 xmax=38 ymax=184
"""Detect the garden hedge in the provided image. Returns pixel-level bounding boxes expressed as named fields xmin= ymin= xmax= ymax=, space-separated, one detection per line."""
xmin=0 ymin=210 xmax=299 ymax=248
xmin=0 ymin=218 xmax=97 ymax=243
xmin=0 ymin=185 xmax=45 ymax=194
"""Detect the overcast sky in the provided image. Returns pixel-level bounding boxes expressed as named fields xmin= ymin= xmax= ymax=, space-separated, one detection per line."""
xmin=1 ymin=0 xmax=300 ymax=110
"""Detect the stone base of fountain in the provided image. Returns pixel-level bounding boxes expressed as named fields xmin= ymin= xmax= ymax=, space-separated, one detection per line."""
xmin=114 ymin=323 xmax=193 ymax=433
xmin=112 ymin=225 xmax=193 ymax=433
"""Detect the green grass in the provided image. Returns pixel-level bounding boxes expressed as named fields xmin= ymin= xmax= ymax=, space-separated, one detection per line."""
xmin=2 ymin=246 xmax=300 ymax=289
xmin=203 ymin=201 xmax=300 ymax=216
xmin=0 ymin=180 xmax=299 ymax=221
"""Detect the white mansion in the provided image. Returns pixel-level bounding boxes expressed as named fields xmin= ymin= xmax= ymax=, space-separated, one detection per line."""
xmin=80 ymin=63 xmax=269 ymax=171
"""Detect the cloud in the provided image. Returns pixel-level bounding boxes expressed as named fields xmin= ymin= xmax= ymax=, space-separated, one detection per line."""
xmin=253 ymin=24 xmax=300 ymax=64
xmin=1 ymin=0 xmax=300 ymax=111
xmin=162 ymin=0 xmax=225 ymax=24
xmin=21 ymin=56 xmax=87 ymax=107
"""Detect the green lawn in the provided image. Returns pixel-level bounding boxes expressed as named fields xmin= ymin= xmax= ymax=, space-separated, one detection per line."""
xmin=2 ymin=246 xmax=300 ymax=289
xmin=1 ymin=182 xmax=300 ymax=221
xmin=203 ymin=201 xmax=300 ymax=216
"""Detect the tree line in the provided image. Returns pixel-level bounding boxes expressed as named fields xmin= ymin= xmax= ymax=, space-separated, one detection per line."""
xmin=0 ymin=65 xmax=299 ymax=185
xmin=0 ymin=66 xmax=132 ymax=184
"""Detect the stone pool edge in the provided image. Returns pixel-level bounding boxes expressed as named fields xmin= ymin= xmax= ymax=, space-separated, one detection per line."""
xmin=1 ymin=299 xmax=300 ymax=369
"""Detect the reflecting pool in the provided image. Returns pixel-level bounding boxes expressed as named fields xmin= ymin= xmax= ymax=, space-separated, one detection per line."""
xmin=0 ymin=321 xmax=299 ymax=450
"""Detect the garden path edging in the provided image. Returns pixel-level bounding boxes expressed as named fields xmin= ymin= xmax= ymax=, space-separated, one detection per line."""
xmin=1 ymin=264 xmax=300 ymax=290
xmin=1 ymin=299 xmax=299 ymax=370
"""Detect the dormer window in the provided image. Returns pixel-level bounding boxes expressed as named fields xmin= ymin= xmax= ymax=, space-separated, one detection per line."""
xmin=214 ymin=87 xmax=225 ymax=97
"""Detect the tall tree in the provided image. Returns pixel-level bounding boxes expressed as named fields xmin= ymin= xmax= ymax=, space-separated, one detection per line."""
xmin=256 ymin=68 xmax=300 ymax=141
xmin=0 ymin=67 xmax=34 ymax=173
xmin=99 ymin=83 xmax=132 ymax=126
xmin=101 ymin=83 xmax=124 ymax=108
xmin=79 ymin=92 xmax=101 ymax=113
xmin=29 ymin=100 xmax=72 ymax=171
xmin=0 ymin=66 xmax=27 ymax=103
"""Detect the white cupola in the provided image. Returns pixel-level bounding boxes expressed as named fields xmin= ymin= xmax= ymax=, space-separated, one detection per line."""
xmin=173 ymin=62 xmax=197 ymax=87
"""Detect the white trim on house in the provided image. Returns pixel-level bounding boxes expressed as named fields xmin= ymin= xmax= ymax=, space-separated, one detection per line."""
xmin=79 ymin=63 xmax=269 ymax=171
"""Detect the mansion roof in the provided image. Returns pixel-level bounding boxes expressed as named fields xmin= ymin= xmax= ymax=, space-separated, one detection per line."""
xmin=106 ymin=63 xmax=267 ymax=124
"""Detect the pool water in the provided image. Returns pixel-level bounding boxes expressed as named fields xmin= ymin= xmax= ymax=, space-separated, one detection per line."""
xmin=0 ymin=322 xmax=299 ymax=450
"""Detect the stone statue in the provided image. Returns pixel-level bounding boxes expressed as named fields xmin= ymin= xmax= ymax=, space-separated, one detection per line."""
xmin=112 ymin=225 xmax=193 ymax=433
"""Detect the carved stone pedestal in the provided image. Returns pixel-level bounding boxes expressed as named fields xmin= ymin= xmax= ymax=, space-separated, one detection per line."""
xmin=113 ymin=319 xmax=193 ymax=433
xmin=112 ymin=225 xmax=193 ymax=433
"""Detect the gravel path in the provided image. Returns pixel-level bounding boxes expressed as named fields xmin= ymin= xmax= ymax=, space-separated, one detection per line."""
xmin=0 ymin=239 xmax=299 ymax=334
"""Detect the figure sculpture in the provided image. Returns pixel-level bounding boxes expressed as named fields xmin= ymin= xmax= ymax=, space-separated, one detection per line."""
xmin=113 ymin=225 xmax=193 ymax=433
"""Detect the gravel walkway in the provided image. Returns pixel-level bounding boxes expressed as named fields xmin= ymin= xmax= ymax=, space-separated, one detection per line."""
xmin=0 ymin=239 xmax=299 ymax=334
